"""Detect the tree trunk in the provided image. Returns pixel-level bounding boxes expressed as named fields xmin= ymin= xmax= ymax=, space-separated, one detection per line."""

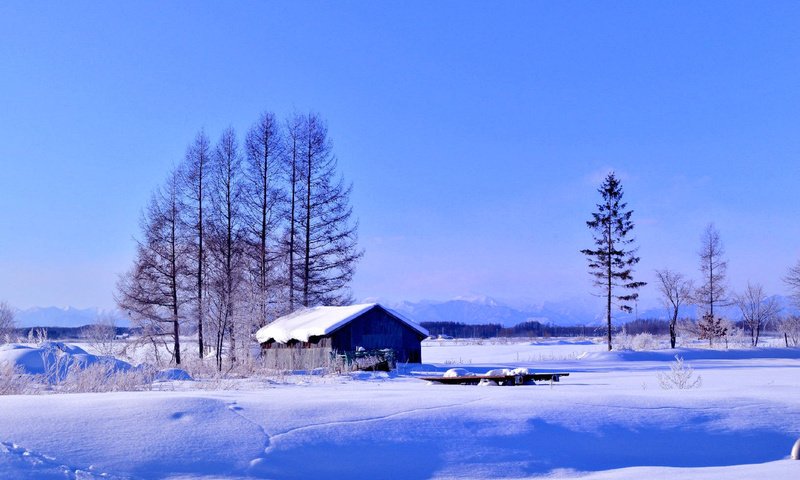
xmin=303 ymin=132 xmax=312 ymax=308
xmin=289 ymin=137 xmax=297 ymax=311
xmin=669 ymin=311 xmax=677 ymax=349
xmin=198 ymin=183 xmax=204 ymax=359
xmin=606 ymin=222 xmax=613 ymax=351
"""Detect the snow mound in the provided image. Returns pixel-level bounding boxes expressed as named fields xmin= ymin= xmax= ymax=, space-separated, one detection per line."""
xmin=0 ymin=342 xmax=132 ymax=381
xmin=153 ymin=368 xmax=192 ymax=382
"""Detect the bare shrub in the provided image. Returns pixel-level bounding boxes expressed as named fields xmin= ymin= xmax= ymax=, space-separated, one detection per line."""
xmin=631 ymin=333 xmax=658 ymax=351
xmin=657 ymin=355 xmax=702 ymax=390
xmin=84 ymin=314 xmax=118 ymax=356
xmin=613 ymin=328 xmax=632 ymax=350
xmin=26 ymin=327 xmax=48 ymax=345
xmin=0 ymin=362 xmax=34 ymax=395
xmin=0 ymin=302 xmax=16 ymax=344
xmin=61 ymin=362 xmax=153 ymax=393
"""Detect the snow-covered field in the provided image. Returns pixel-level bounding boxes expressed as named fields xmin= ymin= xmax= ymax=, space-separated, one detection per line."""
xmin=2 ymin=339 xmax=799 ymax=479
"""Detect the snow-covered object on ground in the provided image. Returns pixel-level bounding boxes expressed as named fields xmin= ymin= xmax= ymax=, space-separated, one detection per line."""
xmin=255 ymin=303 xmax=428 ymax=344
xmin=0 ymin=342 xmax=132 ymax=381
xmin=442 ymin=368 xmax=474 ymax=378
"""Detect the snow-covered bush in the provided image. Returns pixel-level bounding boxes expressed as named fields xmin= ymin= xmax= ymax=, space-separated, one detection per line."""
xmin=614 ymin=331 xmax=661 ymax=351
xmin=25 ymin=327 xmax=48 ymax=345
xmin=725 ymin=325 xmax=748 ymax=348
xmin=0 ymin=361 xmax=34 ymax=395
xmin=657 ymin=355 xmax=702 ymax=390
xmin=613 ymin=329 xmax=632 ymax=350
xmin=631 ymin=333 xmax=657 ymax=351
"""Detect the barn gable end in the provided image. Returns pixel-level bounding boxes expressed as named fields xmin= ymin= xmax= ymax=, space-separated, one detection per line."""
xmin=328 ymin=306 xmax=426 ymax=363
xmin=256 ymin=303 xmax=427 ymax=364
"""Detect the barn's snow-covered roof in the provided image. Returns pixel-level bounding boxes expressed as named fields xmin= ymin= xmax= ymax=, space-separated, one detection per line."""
xmin=255 ymin=303 xmax=428 ymax=344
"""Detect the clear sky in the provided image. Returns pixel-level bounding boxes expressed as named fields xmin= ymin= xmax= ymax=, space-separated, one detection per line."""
xmin=1 ymin=2 xmax=799 ymax=310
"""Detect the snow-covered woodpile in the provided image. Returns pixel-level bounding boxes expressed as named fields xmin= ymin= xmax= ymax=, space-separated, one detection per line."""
xmin=256 ymin=304 xmax=429 ymax=363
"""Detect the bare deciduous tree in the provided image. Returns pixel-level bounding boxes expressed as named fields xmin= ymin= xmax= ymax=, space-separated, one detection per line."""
xmin=654 ymin=269 xmax=693 ymax=348
xmin=285 ymin=114 xmax=303 ymax=312
xmin=296 ymin=113 xmax=362 ymax=307
xmin=207 ymin=127 xmax=246 ymax=370
xmin=119 ymin=111 xmax=362 ymax=370
xmin=84 ymin=313 xmax=118 ymax=356
xmin=695 ymin=223 xmax=728 ymax=319
xmin=581 ymin=172 xmax=646 ymax=351
xmin=777 ymin=315 xmax=800 ymax=347
xmin=0 ymin=301 xmax=16 ymax=344
xmin=783 ymin=259 xmax=800 ymax=305
xmin=244 ymin=112 xmax=286 ymax=329
xmin=180 ymin=130 xmax=212 ymax=359
xmin=735 ymin=282 xmax=779 ymax=347
xmin=117 ymin=169 xmax=189 ymax=365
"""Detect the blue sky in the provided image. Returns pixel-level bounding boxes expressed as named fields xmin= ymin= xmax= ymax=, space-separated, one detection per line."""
xmin=1 ymin=2 xmax=799 ymax=310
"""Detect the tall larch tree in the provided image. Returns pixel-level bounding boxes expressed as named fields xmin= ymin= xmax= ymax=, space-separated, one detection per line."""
xmin=117 ymin=169 xmax=188 ymax=365
xmin=180 ymin=130 xmax=211 ymax=359
xmin=695 ymin=223 xmax=729 ymax=346
xmin=207 ymin=127 xmax=245 ymax=370
xmin=285 ymin=115 xmax=303 ymax=312
xmin=581 ymin=172 xmax=646 ymax=351
xmin=296 ymin=113 xmax=362 ymax=307
xmin=244 ymin=111 xmax=285 ymax=327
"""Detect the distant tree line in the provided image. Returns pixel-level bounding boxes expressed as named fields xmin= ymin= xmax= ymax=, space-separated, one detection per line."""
xmin=422 ymin=321 xmax=601 ymax=339
xmin=10 ymin=326 xmax=140 ymax=340
xmin=117 ymin=111 xmax=362 ymax=369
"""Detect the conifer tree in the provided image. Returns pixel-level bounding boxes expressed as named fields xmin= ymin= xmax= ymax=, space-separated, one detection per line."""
xmin=581 ymin=172 xmax=646 ymax=350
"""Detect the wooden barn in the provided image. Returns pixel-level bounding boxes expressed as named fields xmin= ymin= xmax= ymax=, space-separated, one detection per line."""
xmin=255 ymin=303 xmax=428 ymax=363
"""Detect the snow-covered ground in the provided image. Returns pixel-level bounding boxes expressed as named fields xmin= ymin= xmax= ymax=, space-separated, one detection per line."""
xmin=1 ymin=339 xmax=799 ymax=479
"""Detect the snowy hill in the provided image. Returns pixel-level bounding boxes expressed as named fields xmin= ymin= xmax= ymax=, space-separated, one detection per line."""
xmin=14 ymin=307 xmax=131 ymax=328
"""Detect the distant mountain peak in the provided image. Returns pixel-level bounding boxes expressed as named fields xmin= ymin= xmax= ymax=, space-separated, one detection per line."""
xmin=14 ymin=306 xmax=130 ymax=328
xmin=449 ymin=295 xmax=501 ymax=306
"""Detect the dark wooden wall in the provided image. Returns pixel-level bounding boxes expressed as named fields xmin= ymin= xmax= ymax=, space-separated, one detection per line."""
xmin=329 ymin=306 xmax=424 ymax=363
xmin=261 ymin=306 xmax=425 ymax=363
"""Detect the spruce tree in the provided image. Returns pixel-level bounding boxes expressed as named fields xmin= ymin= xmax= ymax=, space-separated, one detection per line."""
xmin=581 ymin=172 xmax=646 ymax=350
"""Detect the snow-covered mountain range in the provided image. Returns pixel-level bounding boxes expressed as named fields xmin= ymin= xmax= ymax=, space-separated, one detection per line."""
xmin=12 ymin=295 xmax=799 ymax=328
xmin=13 ymin=307 xmax=131 ymax=328
xmin=389 ymin=295 xmax=800 ymax=327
